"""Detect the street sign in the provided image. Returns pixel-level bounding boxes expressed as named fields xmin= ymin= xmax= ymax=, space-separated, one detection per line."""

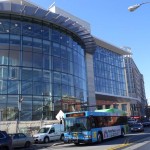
xmin=56 ymin=110 xmax=64 ymax=121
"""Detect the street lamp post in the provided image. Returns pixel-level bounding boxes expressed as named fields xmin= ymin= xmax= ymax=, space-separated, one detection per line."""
xmin=18 ymin=97 xmax=23 ymax=122
xmin=128 ymin=2 xmax=150 ymax=12
xmin=0 ymin=109 xmax=3 ymax=121
xmin=17 ymin=97 xmax=23 ymax=133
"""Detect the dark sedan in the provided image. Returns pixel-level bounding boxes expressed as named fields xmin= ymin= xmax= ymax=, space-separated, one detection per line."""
xmin=142 ymin=121 xmax=150 ymax=127
xmin=0 ymin=130 xmax=12 ymax=150
xmin=130 ymin=123 xmax=144 ymax=132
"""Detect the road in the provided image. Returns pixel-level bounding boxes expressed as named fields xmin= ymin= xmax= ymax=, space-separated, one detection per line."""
xmin=16 ymin=127 xmax=150 ymax=150
xmin=121 ymin=138 xmax=150 ymax=150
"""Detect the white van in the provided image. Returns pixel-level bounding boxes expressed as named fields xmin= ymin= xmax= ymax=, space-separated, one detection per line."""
xmin=33 ymin=124 xmax=64 ymax=143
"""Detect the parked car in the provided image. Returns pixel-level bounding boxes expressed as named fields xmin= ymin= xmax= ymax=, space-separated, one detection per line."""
xmin=142 ymin=121 xmax=150 ymax=127
xmin=33 ymin=123 xmax=64 ymax=143
xmin=9 ymin=133 xmax=34 ymax=148
xmin=130 ymin=123 xmax=144 ymax=132
xmin=0 ymin=130 xmax=12 ymax=150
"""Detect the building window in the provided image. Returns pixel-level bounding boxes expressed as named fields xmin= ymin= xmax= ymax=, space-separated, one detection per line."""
xmin=63 ymin=103 xmax=68 ymax=111
xmin=113 ymin=104 xmax=119 ymax=109
xmin=97 ymin=105 xmax=102 ymax=110
xmin=122 ymin=104 xmax=127 ymax=111
xmin=106 ymin=105 xmax=110 ymax=109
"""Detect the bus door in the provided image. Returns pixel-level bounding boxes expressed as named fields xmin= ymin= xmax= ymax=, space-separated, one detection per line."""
xmin=90 ymin=117 xmax=97 ymax=142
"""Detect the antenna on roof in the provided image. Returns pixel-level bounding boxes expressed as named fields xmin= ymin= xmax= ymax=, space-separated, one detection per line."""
xmin=49 ymin=1 xmax=55 ymax=9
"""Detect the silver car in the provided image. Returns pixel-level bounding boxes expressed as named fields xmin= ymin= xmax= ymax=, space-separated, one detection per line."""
xmin=9 ymin=133 xmax=34 ymax=148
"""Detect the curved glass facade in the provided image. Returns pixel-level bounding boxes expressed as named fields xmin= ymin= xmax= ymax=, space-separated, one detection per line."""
xmin=94 ymin=46 xmax=127 ymax=96
xmin=0 ymin=14 xmax=87 ymax=121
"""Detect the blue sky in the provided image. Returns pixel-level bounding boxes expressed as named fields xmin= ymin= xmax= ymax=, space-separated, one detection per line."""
xmin=31 ymin=0 xmax=150 ymax=103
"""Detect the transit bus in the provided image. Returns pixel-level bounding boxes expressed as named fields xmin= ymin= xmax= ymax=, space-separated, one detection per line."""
xmin=63 ymin=108 xmax=128 ymax=145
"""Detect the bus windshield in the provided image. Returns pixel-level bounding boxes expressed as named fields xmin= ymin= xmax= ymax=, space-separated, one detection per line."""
xmin=65 ymin=117 xmax=90 ymax=132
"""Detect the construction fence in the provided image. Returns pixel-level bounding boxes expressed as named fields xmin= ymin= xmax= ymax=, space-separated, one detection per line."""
xmin=0 ymin=120 xmax=59 ymax=136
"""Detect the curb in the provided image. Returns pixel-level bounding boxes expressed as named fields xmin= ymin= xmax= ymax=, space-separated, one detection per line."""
xmin=52 ymin=142 xmax=65 ymax=146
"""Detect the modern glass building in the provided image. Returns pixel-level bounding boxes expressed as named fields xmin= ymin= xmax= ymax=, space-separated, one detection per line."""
xmin=0 ymin=0 xmax=98 ymax=121
xmin=0 ymin=0 xmax=145 ymax=121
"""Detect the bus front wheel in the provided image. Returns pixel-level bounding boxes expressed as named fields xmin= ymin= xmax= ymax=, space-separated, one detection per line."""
xmin=97 ymin=133 xmax=103 ymax=143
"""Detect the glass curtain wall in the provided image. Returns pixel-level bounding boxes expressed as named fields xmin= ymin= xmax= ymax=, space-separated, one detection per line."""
xmin=0 ymin=14 xmax=87 ymax=121
xmin=93 ymin=46 xmax=127 ymax=96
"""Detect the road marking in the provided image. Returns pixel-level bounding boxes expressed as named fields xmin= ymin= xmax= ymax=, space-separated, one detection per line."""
xmin=107 ymin=138 xmax=131 ymax=150
xmin=121 ymin=136 xmax=150 ymax=150
xmin=107 ymin=135 xmax=150 ymax=150
xmin=107 ymin=144 xmax=130 ymax=150
xmin=122 ymin=140 xmax=149 ymax=150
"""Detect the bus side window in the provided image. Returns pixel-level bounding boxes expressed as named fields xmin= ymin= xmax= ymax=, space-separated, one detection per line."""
xmin=97 ymin=117 xmax=103 ymax=127
xmin=107 ymin=116 xmax=112 ymax=126
xmin=90 ymin=117 xmax=96 ymax=128
xmin=111 ymin=116 xmax=117 ymax=126
xmin=87 ymin=118 xmax=91 ymax=130
xmin=92 ymin=122 xmax=95 ymax=128
xmin=103 ymin=116 xmax=108 ymax=127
